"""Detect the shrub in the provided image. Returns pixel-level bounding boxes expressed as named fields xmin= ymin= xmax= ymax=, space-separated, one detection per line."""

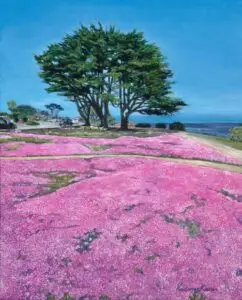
xmin=22 ymin=116 xmax=28 ymax=122
xmin=0 ymin=112 xmax=10 ymax=117
xmin=169 ymin=122 xmax=186 ymax=131
xmin=26 ymin=120 xmax=40 ymax=126
xmin=12 ymin=114 xmax=19 ymax=123
xmin=135 ymin=123 xmax=151 ymax=128
xmin=155 ymin=122 xmax=166 ymax=129
xmin=230 ymin=127 xmax=242 ymax=142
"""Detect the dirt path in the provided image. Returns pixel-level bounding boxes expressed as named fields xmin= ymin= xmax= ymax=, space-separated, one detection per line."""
xmin=1 ymin=153 xmax=242 ymax=174
xmin=179 ymin=132 xmax=242 ymax=161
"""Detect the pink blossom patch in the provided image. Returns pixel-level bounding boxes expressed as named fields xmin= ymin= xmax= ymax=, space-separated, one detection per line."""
xmin=1 ymin=157 xmax=242 ymax=299
xmin=0 ymin=133 xmax=241 ymax=165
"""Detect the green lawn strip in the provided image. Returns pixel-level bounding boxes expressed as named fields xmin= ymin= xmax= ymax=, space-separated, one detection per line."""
xmin=190 ymin=133 xmax=242 ymax=151
xmin=0 ymin=136 xmax=51 ymax=144
xmin=21 ymin=127 xmax=168 ymax=138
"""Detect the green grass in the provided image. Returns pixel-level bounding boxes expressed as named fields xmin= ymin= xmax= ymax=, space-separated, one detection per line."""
xmin=194 ymin=134 xmax=242 ymax=151
xmin=86 ymin=144 xmax=111 ymax=151
xmin=4 ymin=143 xmax=20 ymax=151
xmin=29 ymin=172 xmax=77 ymax=198
xmin=22 ymin=127 xmax=168 ymax=138
xmin=0 ymin=136 xmax=51 ymax=144
xmin=47 ymin=173 xmax=76 ymax=191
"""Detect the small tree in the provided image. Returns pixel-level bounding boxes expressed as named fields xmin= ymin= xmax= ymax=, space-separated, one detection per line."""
xmin=16 ymin=105 xmax=36 ymax=119
xmin=45 ymin=103 xmax=64 ymax=118
xmin=7 ymin=100 xmax=18 ymax=114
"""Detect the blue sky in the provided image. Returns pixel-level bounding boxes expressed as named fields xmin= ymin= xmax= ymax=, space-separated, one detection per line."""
xmin=1 ymin=0 xmax=242 ymax=122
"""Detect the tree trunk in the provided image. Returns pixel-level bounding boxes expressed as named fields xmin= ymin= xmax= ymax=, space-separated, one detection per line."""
xmin=84 ymin=119 xmax=90 ymax=126
xmin=100 ymin=115 xmax=108 ymax=129
xmin=120 ymin=114 xmax=129 ymax=130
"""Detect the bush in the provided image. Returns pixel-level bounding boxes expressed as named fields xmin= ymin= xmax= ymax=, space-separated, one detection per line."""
xmin=230 ymin=127 xmax=242 ymax=142
xmin=169 ymin=122 xmax=186 ymax=131
xmin=22 ymin=116 xmax=28 ymax=122
xmin=135 ymin=123 xmax=151 ymax=128
xmin=155 ymin=123 xmax=166 ymax=129
xmin=13 ymin=116 xmax=19 ymax=123
xmin=0 ymin=112 xmax=10 ymax=117
xmin=26 ymin=120 xmax=40 ymax=126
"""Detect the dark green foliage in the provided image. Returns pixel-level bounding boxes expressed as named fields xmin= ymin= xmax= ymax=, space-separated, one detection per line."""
xmin=12 ymin=114 xmax=19 ymax=122
xmin=0 ymin=112 xmax=10 ymax=117
xmin=17 ymin=105 xmax=36 ymax=119
xmin=46 ymin=293 xmax=56 ymax=300
xmin=189 ymin=292 xmax=206 ymax=300
xmin=133 ymin=267 xmax=144 ymax=275
xmin=7 ymin=100 xmax=17 ymax=114
xmin=155 ymin=122 xmax=166 ymax=128
xmin=99 ymin=295 xmax=111 ymax=300
xmin=7 ymin=101 xmax=37 ymax=121
xmin=60 ymin=293 xmax=75 ymax=300
xmin=124 ymin=204 xmax=136 ymax=212
xmin=169 ymin=122 xmax=186 ymax=131
xmin=145 ymin=253 xmax=160 ymax=262
xmin=230 ymin=127 xmax=242 ymax=142
xmin=45 ymin=103 xmax=64 ymax=118
xmin=163 ymin=214 xmax=200 ymax=238
xmin=76 ymin=229 xmax=101 ymax=253
xmin=135 ymin=123 xmax=151 ymax=128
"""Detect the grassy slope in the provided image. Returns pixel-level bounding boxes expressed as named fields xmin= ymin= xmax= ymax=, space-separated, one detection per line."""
xmin=190 ymin=133 xmax=242 ymax=151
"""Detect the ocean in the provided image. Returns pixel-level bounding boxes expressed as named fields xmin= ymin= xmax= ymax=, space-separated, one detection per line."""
xmin=125 ymin=115 xmax=241 ymax=138
xmin=183 ymin=123 xmax=241 ymax=138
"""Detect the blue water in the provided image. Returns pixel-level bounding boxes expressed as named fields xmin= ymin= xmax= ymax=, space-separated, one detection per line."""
xmin=124 ymin=115 xmax=242 ymax=137
xmin=183 ymin=123 xmax=241 ymax=138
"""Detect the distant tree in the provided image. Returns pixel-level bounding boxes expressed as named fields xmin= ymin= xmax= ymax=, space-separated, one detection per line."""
xmin=7 ymin=101 xmax=37 ymax=120
xmin=38 ymin=109 xmax=50 ymax=117
xmin=0 ymin=112 xmax=10 ymax=117
xmin=45 ymin=103 xmax=64 ymax=118
xmin=16 ymin=105 xmax=36 ymax=119
xmin=7 ymin=100 xmax=17 ymax=114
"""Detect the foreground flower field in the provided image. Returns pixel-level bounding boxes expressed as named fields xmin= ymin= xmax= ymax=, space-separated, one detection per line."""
xmin=0 ymin=132 xmax=241 ymax=165
xmin=1 ymin=152 xmax=242 ymax=299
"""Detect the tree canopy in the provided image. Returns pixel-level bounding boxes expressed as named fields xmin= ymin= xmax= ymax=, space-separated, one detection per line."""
xmin=45 ymin=103 xmax=64 ymax=118
xmin=35 ymin=23 xmax=186 ymax=129
xmin=15 ymin=105 xmax=36 ymax=118
xmin=7 ymin=101 xmax=37 ymax=119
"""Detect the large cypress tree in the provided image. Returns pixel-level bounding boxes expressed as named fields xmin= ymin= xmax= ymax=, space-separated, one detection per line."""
xmin=35 ymin=23 xmax=186 ymax=129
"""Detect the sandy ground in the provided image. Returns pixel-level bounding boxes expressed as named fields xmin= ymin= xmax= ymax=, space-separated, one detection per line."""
xmin=16 ymin=120 xmax=60 ymax=130
xmin=1 ymin=153 xmax=242 ymax=174
xmin=179 ymin=132 xmax=242 ymax=161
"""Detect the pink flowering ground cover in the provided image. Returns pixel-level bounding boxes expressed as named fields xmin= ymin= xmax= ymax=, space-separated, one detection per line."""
xmin=1 ymin=157 xmax=242 ymax=299
xmin=0 ymin=132 xmax=241 ymax=165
